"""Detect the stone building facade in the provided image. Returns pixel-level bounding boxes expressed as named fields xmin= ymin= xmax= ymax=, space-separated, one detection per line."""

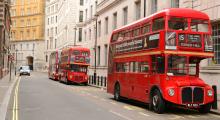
xmin=45 ymin=0 xmax=84 ymax=68
xmin=10 ymin=0 xmax=45 ymax=71
xmin=0 ymin=0 xmax=11 ymax=78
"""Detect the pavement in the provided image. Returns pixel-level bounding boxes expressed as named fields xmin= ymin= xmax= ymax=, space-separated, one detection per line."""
xmin=0 ymin=71 xmax=18 ymax=120
xmin=0 ymin=71 xmax=219 ymax=120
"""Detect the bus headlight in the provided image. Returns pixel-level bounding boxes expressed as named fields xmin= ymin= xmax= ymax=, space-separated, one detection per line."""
xmin=168 ymin=88 xmax=175 ymax=96
xmin=207 ymin=90 xmax=213 ymax=96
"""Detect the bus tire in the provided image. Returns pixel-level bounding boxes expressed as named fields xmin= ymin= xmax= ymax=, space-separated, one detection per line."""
xmin=151 ymin=89 xmax=165 ymax=114
xmin=114 ymin=83 xmax=121 ymax=101
xmin=198 ymin=104 xmax=211 ymax=113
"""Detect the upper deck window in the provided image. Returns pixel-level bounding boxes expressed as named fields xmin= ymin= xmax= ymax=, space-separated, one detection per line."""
xmin=112 ymin=33 xmax=118 ymax=41
xmin=72 ymin=50 xmax=80 ymax=55
xmin=142 ymin=24 xmax=150 ymax=34
xmin=133 ymin=28 xmax=141 ymax=37
xmin=152 ymin=17 xmax=165 ymax=31
xmin=169 ymin=17 xmax=188 ymax=30
xmin=190 ymin=19 xmax=209 ymax=32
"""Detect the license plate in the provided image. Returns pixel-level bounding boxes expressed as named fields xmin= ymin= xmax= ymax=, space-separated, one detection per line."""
xmin=186 ymin=104 xmax=200 ymax=108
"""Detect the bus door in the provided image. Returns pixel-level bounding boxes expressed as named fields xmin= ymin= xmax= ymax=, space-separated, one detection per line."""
xmin=128 ymin=58 xmax=151 ymax=102
xmin=148 ymin=55 xmax=165 ymax=94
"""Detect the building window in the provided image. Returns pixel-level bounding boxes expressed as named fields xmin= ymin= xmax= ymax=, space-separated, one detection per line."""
xmin=90 ymin=5 xmax=93 ymax=18
xmin=85 ymin=9 xmax=88 ymax=21
xmin=55 ymin=39 xmax=57 ymax=48
xmin=123 ymin=7 xmax=128 ymax=25
xmin=47 ymin=29 xmax=49 ymax=36
xmin=27 ymin=19 xmax=31 ymax=26
xmin=27 ymin=30 xmax=30 ymax=39
xmin=79 ymin=28 xmax=82 ymax=42
xmin=80 ymin=0 xmax=84 ymax=6
xmin=27 ymin=43 xmax=29 ymax=50
xmin=48 ymin=18 xmax=50 ymax=25
xmin=104 ymin=44 xmax=108 ymax=66
xmin=98 ymin=21 xmax=101 ymax=37
xmin=98 ymin=46 xmax=101 ymax=66
xmin=20 ymin=19 xmax=24 ymax=27
xmin=33 ymin=30 xmax=36 ymax=39
xmin=20 ymin=31 xmax=24 ymax=40
xmin=56 ymin=16 xmax=58 ymax=23
xmin=171 ymin=0 xmax=179 ymax=8
xmin=21 ymin=8 xmax=24 ymax=16
xmin=105 ymin=17 xmax=108 ymax=34
xmin=113 ymin=12 xmax=117 ymax=30
xmin=47 ymin=40 xmax=49 ymax=50
xmin=79 ymin=11 xmax=83 ymax=22
xmin=55 ymin=27 xmax=57 ymax=35
xmin=212 ymin=22 xmax=220 ymax=64
xmin=151 ymin=0 xmax=157 ymax=14
xmin=89 ymin=29 xmax=91 ymax=40
xmin=84 ymin=30 xmax=87 ymax=41
xmin=135 ymin=0 xmax=141 ymax=20
xmin=20 ymin=44 xmax=22 ymax=50
xmin=27 ymin=8 xmax=31 ymax=15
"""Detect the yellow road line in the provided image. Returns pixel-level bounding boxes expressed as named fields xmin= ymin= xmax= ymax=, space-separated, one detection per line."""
xmin=12 ymin=77 xmax=21 ymax=120
xmin=138 ymin=112 xmax=150 ymax=117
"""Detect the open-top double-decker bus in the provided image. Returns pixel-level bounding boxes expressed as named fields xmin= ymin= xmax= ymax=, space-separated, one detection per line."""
xmin=107 ymin=8 xmax=214 ymax=114
xmin=59 ymin=47 xmax=90 ymax=85
xmin=48 ymin=50 xmax=61 ymax=80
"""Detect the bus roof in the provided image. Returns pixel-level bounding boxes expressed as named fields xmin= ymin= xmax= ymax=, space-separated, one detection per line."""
xmin=62 ymin=46 xmax=90 ymax=52
xmin=113 ymin=8 xmax=209 ymax=33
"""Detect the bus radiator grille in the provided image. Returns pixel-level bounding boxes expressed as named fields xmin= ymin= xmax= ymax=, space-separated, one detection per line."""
xmin=75 ymin=76 xmax=83 ymax=81
xmin=193 ymin=87 xmax=204 ymax=103
xmin=182 ymin=87 xmax=204 ymax=104
xmin=182 ymin=87 xmax=192 ymax=103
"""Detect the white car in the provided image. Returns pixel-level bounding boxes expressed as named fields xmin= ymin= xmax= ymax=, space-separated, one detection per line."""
xmin=19 ymin=66 xmax=31 ymax=76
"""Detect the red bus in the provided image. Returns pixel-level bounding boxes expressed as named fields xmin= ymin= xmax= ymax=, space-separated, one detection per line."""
xmin=108 ymin=8 xmax=214 ymax=114
xmin=48 ymin=50 xmax=61 ymax=80
xmin=59 ymin=47 xmax=90 ymax=85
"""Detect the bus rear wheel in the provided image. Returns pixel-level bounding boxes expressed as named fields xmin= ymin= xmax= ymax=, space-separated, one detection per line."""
xmin=65 ymin=77 xmax=70 ymax=85
xmin=198 ymin=104 xmax=211 ymax=113
xmin=151 ymin=89 xmax=165 ymax=114
xmin=114 ymin=83 xmax=121 ymax=101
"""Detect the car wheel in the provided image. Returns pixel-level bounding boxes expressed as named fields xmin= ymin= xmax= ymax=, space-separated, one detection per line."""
xmin=151 ymin=89 xmax=165 ymax=114
xmin=114 ymin=83 xmax=121 ymax=101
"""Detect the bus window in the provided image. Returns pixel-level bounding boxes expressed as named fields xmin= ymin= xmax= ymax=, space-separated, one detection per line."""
xmin=168 ymin=17 xmax=188 ymax=30
xmin=190 ymin=19 xmax=209 ymax=32
xmin=152 ymin=17 xmax=165 ymax=31
xmin=140 ymin=62 xmax=149 ymax=73
xmin=112 ymin=33 xmax=118 ymax=41
xmin=124 ymin=31 xmax=131 ymax=40
xmin=152 ymin=56 xmax=165 ymax=73
xmin=116 ymin=62 xmax=129 ymax=72
xmin=73 ymin=50 xmax=80 ymax=55
xmin=168 ymin=55 xmax=187 ymax=76
xmin=142 ymin=24 xmax=150 ymax=34
xmin=133 ymin=28 xmax=140 ymax=37
xmin=189 ymin=57 xmax=200 ymax=76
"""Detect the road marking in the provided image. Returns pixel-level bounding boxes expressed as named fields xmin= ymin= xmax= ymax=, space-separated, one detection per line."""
xmin=100 ymin=98 xmax=107 ymax=101
xmin=138 ymin=112 xmax=150 ymax=117
xmin=123 ymin=106 xmax=134 ymax=111
xmin=169 ymin=115 xmax=185 ymax=120
xmin=109 ymin=110 xmax=133 ymax=120
xmin=12 ymin=77 xmax=21 ymax=120
xmin=187 ymin=115 xmax=197 ymax=119
xmin=110 ymin=102 xmax=117 ymax=105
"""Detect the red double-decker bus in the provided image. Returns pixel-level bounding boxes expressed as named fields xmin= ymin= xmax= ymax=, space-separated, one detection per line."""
xmin=108 ymin=8 xmax=214 ymax=113
xmin=48 ymin=50 xmax=61 ymax=80
xmin=59 ymin=47 xmax=90 ymax=85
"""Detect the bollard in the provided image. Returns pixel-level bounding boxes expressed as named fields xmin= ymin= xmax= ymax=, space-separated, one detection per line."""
xmin=104 ymin=77 xmax=107 ymax=87
xmin=212 ymin=85 xmax=218 ymax=109
xmin=97 ymin=76 xmax=100 ymax=86
xmin=101 ymin=76 xmax=103 ymax=86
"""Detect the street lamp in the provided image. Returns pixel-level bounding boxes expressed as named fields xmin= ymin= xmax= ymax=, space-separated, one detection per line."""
xmin=15 ymin=49 xmax=18 ymax=75
xmin=94 ymin=13 xmax=98 ymax=85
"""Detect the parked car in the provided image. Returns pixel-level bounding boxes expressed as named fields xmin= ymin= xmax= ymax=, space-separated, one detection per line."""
xmin=19 ymin=66 xmax=31 ymax=76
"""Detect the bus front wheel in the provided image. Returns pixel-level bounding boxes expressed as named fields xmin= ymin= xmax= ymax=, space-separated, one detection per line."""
xmin=114 ymin=83 xmax=121 ymax=101
xmin=151 ymin=89 xmax=165 ymax=114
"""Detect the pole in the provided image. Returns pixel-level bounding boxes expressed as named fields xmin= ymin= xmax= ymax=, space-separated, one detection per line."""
xmin=74 ymin=27 xmax=77 ymax=46
xmin=15 ymin=49 xmax=17 ymax=75
xmin=94 ymin=14 xmax=98 ymax=85
xmin=9 ymin=59 xmax=11 ymax=81
xmin=144 ymin=0 xmax=146 ymax=17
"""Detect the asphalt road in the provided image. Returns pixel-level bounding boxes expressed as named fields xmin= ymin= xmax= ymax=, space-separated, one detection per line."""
xmin=5 ymin=72 xmax=220 ymax=120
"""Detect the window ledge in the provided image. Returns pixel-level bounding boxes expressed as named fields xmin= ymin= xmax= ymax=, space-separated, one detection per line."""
xmin=200 ymin=65 xmax=220 ymax=73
